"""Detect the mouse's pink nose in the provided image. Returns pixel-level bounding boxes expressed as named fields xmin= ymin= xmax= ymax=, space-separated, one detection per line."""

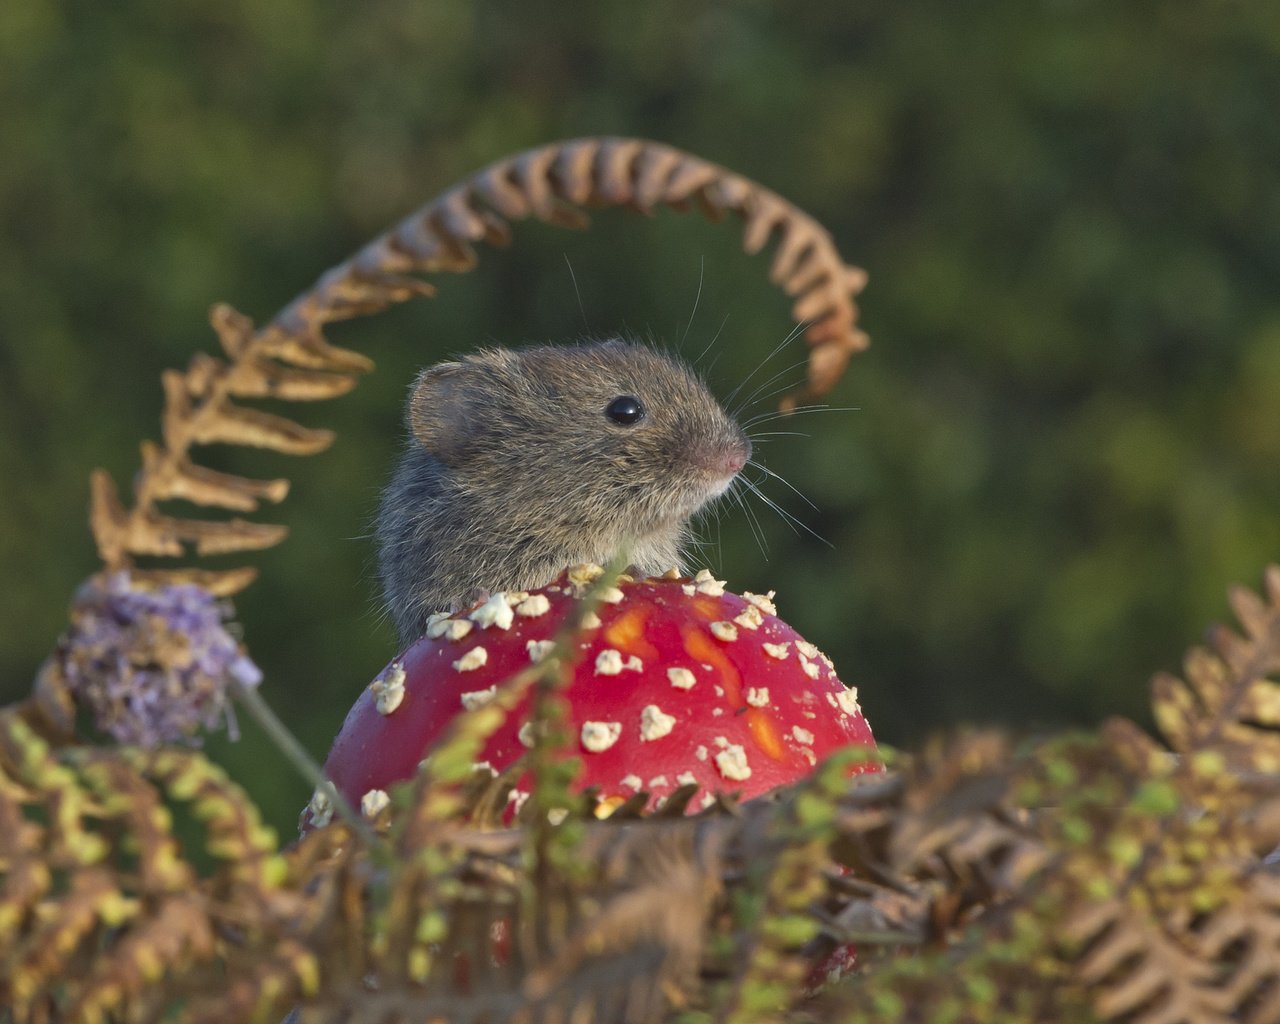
xmin=709 ymin=436 xmax=751 ymax=477
xmin=720 ymin=444 xmax=749 ymax=475
xmin=690 ymin=433 xmax=751 ymax=480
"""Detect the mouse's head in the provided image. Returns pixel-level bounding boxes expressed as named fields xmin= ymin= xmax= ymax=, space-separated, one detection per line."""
xmin=406 ymin=338 xmax=750 ymax=547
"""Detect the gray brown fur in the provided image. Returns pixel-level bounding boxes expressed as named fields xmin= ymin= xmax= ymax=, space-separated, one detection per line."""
xmin=376 ymin=339 xmax=751 ymax=644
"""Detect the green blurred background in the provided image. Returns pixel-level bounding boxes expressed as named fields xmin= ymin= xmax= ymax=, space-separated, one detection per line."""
xmin=3 ymin=1 xmax=1278 ymax=832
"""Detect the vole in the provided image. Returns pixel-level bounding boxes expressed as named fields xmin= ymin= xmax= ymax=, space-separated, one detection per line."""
xmin=376 ymin=338 xmax=751 ymax=644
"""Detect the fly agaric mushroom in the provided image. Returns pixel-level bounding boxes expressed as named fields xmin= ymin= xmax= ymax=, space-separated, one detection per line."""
xmin=307 ymin=565 xmax=877 ymax=830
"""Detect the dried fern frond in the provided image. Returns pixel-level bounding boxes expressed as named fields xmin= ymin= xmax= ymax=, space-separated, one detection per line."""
xmin=945 ymin=567 xmax=1280 ymax=1024
xmin=89 ymin=137 xmax=867 ymax=596
xmin=1065 ymin=897 xmax=1235 ymax=1024
xmin=1197 ymin=871 xmax=1280 ymax=1024
xmin=3 ymin=682 xmax=1278 ymax=1023
xmin=812 ymin=602 xmax=1280 ymax=1024
xmin=0 ymin=708 xmax=303 ymax=1023
xmin=269 ymin=136 xmax=869 ymax=405
xmin=1152 ymin=564 xmax=1280 ymax=772
xmin=830 ymin=732 xmax=1049 ymax=942
xmin=88 ymin=303 xmax=364 ymax=595
xmin=1039 ymin=566 xmax=1280 ymax=1024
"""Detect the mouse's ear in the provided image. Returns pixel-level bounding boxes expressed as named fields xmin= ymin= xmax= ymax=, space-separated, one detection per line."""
xmin=407 ymin=362 xmax=478 ymax=465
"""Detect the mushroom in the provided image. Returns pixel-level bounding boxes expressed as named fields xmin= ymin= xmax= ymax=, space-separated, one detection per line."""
xmin=308 ymin=566 xmax=878 ymax=829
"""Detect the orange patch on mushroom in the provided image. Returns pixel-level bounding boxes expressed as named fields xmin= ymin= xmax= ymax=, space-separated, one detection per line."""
xmin=683 ymin=617 xmax=785 ymax=762
xmin=682 ymin=626 xmax=742 ymax=704
xmin=685 ymin=595 xmax=724 ymax=621
xmin=746 ymin=709 xmax=786 ymax=763
xmin=604 ymin=605 xmax=659 ymax=661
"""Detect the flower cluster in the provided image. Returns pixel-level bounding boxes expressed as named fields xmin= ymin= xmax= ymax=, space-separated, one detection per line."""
xmin=58 ymin=573 xmax=262 ymax=746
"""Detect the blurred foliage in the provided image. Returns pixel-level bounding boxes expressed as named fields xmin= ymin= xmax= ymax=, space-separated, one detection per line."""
xmin=4 ymin=562 xmax=1280 ymax=1022
xmin=2 ymin=0 xmax=1279 ymax=835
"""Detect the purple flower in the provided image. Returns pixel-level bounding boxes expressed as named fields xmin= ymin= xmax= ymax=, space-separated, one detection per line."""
xmin=58 ymin=573 xmax=263 ymax=747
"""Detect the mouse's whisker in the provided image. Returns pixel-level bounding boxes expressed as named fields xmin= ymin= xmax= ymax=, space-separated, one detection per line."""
xmin=686 ymin=510 xmax=721 ymax=572
xmin=743 ymin=402 xmax=832 ymax=427
xmin=747 ymin=430 xmax=812 ymax=441
xmin=737 ymin=478 xmax=783 ymax=547
xmin=706 ymin=507 xmax=726 ymax=571
xmin=746 ymin=459 xmax=820 ymax=512
xmin=729 ymin=334 xmax=813 ymax=411
xmin=724 ymin=322 xmax=808 ymax=411
xmin=728 ymin=477 xmax=770 ymax=558
xmin=732 ymin=364 xmax=818 ymax=420
xmin=694 ymin=311 xmax=732 ymax=367
xmin=738 ymin=371 xmax=814 ymax=411
xmin=743 ymin=500 xmax=770 ymax=559
xmin=742 ymin=404 xmax=861 ymax=429
xmin=678 ymin=256 xmax=706 ymax=352
xmin=740 ymin=477 xmax=834 ymax=549
xmin=564 ymin=253 xmax=591 ymax=334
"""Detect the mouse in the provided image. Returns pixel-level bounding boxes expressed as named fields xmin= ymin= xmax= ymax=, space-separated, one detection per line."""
xmin=375 ymin=338 xmax=752 ymax=644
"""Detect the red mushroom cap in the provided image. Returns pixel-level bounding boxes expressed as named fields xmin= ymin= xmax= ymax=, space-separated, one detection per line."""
xmin=307 ymin=567 xmax=877 ymax=829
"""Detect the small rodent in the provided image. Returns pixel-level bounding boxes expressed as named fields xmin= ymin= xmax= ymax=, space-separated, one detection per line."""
xmin=376 ymin=338 xmax=751 ymax=644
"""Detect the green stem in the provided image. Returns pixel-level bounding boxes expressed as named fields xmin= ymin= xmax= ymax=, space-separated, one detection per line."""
xmin=232 ymin=681 xmax=383 ymax=851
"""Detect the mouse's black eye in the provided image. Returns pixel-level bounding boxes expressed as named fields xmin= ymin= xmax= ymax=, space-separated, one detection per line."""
xmin=605 ymin=395 xmax=645 ymax=426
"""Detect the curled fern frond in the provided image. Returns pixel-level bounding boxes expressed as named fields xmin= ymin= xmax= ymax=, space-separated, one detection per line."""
xmin=1152 ymin=564 xmax=1280 ymax=772
xmin=270 ymin=136 xmax=869 ymax=405
xmin=1024 ymin=567 xmax=1280 ymax=1024
xmin=89 ymin=137 xmax=867 ymax=595
xmin=1035 ymin=567 xmax=1280 ymax=1024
